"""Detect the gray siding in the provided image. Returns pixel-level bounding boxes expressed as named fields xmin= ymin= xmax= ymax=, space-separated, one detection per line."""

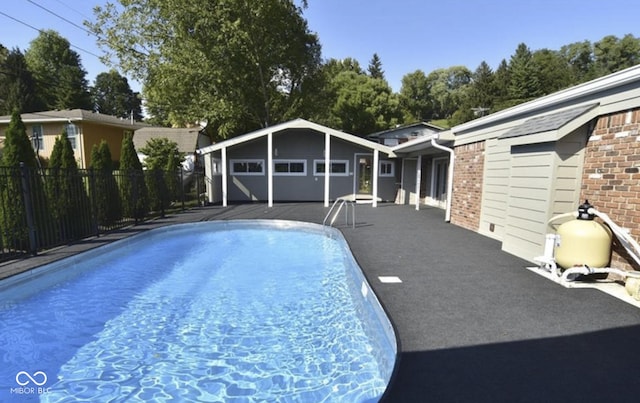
xmin=222 ymin=129 xmax=396 ymax=202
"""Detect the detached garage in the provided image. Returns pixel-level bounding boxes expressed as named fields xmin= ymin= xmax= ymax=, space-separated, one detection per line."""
xmin=197 ymin=119 xmax=397 ymax=207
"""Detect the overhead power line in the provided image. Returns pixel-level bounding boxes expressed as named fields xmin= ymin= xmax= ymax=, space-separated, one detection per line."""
xmin=25 ymin=0 xmax=95 ymax=37
xmin=0 ymin=10 xmax=102 ymax=59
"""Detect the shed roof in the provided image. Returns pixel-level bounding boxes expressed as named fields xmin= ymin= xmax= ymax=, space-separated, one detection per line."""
xmin=499 ymin=103 xmax=599 ymax=139
xmin=197 ymin=118 xmax=395 ymax=157
xmin=134 ymin=127 xmax=204 ymax=153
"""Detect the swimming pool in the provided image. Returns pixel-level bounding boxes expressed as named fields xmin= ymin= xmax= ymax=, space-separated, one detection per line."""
xmin=0 ymin=220 xmax=397 ymax=402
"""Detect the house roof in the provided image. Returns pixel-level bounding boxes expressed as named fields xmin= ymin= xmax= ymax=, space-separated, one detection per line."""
xmin=197 ymin=118 xmax=396 ymax=157
xmin=499 ymin=103 xmax=599 ymax=139
xmin=390 ymin=129 xmax=455 ymax=155
xmin=0 ymin=109 xmax=148 ymax=130
xmin=367 ymin=122 xmax=444 ymax=140
xmin=134 ymin=127 xmax=204 ymax=153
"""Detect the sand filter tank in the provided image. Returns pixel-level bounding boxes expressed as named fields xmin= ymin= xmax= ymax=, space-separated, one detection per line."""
xmin=554 ymin=201 xmax=612 ymax=269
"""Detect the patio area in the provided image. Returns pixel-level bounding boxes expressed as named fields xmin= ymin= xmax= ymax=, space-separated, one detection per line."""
xmin=2 ymin=203 xmax=640 ymax=402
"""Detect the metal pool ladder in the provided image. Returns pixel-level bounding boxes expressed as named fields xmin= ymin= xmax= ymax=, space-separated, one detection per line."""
xmin=323 ymin=197 xmax=356 ymax=228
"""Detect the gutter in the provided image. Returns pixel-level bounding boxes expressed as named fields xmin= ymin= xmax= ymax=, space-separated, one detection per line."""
xmin=430 ymin=135 xmax=455 ymax=222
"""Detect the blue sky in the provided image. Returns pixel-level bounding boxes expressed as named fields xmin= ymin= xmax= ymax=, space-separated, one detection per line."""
xmin=1 ymin=0 xmax=639 ymax=93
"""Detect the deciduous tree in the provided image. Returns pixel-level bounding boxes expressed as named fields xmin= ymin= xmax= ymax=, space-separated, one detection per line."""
xmin=91 ymin=70 xmax=142 ymax=120
xmin=24 ymin=30 xmax=91 ymax=110
xmin=89 ymin=0 xmax=321 ymax=137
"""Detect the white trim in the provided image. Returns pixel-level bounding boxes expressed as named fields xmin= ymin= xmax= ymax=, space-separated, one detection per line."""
xmin=313 ymin=159 xmax=349 ymax=177
xmin=415 ymin=155 xmax=422 ymax=211
xmin=273 ymin=159 xmax=307 ymax=176
xmin=221 ymin=147 xmax=228 ymax=207
xmin=324 ymin=132 xmax=331 ymax=207
xmin=267 ymin=132 xmax=273 ymax=207
xmin=372 ymin=149 xmax=379 ymax=208
xmin=230 ymin=159 xmax=265 ymax=176
xmin=197 ymin=118 xmax=396 ymax=157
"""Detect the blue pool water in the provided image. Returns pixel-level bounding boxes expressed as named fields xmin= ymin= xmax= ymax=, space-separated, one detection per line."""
xmin=0 ymin=220 xmax=396 ymax=402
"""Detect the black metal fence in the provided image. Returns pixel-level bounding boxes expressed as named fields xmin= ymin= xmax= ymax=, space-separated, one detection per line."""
xmin=0 ymin=164 xmax=205 ymax=263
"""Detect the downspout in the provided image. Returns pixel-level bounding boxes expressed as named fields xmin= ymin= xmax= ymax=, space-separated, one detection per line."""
xmin=430 ymin=134 xmax=455 ymax=222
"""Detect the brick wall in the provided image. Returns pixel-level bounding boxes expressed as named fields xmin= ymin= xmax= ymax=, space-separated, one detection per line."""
xmin=581 ymin=108 xmax=640 ymax=271
xmin=450 ymin=141 xmax=484 ymax=231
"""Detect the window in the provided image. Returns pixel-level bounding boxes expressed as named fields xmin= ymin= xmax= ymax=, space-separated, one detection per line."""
xmin=65 ymin=123 xmax=78 ymax=149
xmin=211 ymin=158 xmax=222 ymax=176
xmin=379 ymin=161 xmax=395 ymax=177
xmin=230 ymin=159 xmax=264 ymax=175
xmin=31 ymin=125 xmax=43 ymax=151
xmin=313 ymin=160 xmax=349 ymax=176
xmin=274 ymin=159 xmax=306 ymax=176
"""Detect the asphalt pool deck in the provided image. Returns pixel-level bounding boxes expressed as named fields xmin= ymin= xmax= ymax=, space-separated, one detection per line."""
xmin=2 ymin=203 xmax=640 ymax=402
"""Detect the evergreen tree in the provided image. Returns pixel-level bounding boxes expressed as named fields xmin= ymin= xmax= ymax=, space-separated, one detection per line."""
xmin=46 ymin=130 xmax=92 ymax=241
xmin=368 ymin=53 xmax=385 ymax=79
xmin=0 ymin=48 xmax=42 ymax=114
xmin=90 ymin=140 xmax=121 ymax=226
xmin=119 ymin=132 xmax=148 ymax=220
xmin=0 ymin=111 xmax=41 ymax=250
xmin=139 ymin=138 xmax=181 ymax=212
xmin=508 ymin=43 xmax=542 ymax=103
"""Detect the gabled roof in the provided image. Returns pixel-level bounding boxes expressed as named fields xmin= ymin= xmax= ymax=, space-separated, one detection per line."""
xmin=0 ymin=109 xmax=148 ymax=130
xmin=367 ymin=122 xmax=444 ymax=140
xmin=134 ymin=127 xmax=206 ymax=153
xmin=197 ymin=118 xmax=396 ymax=157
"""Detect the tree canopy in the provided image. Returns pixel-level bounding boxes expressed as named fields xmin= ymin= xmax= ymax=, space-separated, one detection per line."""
xmin=91 ymin=70 xmax=143 ymax=120
xmin=89 ymin=0 xmax=322 ymax=137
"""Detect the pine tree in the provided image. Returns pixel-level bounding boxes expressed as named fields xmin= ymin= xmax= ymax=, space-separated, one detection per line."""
xmin=508 ymin=43 xmax=542 ymax=102
xmin=0 ymin=111 xmax=42 ymax=250
xmin=46 ymin=131 xmax=92 ymax=241
xmin=367 ymin=53 xmax=385 ymax=80
xmin=119 ymin=132 xmax=148 ymax=220
xmin=90 ymin=140 xmax=122 ymax=226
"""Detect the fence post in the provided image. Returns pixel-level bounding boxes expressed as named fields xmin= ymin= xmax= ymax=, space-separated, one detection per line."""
xmin=19 ymin=162 xmax=37 ymax=256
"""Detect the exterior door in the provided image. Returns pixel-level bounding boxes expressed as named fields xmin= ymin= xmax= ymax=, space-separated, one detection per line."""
xmin=356 ymin=154 xmax=373 ymax=195
xmin=432 ymin=157 xmax=448 ymax=208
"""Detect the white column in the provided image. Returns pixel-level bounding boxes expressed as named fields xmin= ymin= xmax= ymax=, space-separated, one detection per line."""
xmin=415 ymin=154 xmax=422 ymax=211
xmin=324 ymin=132 xmax=331 ymax=207
xmin=372 ymin=149 xmax=379 ymax=208
xmin=221 ymin=146 xmax=228 ymax=207
xmin=267 ymin=131 xmax=273 ymax=207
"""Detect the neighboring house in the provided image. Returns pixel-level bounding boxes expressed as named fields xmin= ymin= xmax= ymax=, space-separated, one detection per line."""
xmin=399 ymin=64 xmax=640 ymax=271
xmin=0 ymin=109 xmax=148 ymax=168
xmin=133 ymin=126 xmax=211 ymax=171
xmin=197 ymin=119 xmax=397 ymax=206
xmin=368 ymin=122 xmax=444 ymax=146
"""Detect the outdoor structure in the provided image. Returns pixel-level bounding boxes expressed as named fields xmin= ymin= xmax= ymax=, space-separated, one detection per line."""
xmin=197 ymin=119 xmax=397 ymax=207
xmin=399 ymin=65 xmax=640 ymax=270
xmin=0 ymin=109 xmax=148 ymax=168
xmin=367 ymin=122 xmax=443 ymax=146
xmin=390 ymin=130 xmax=455 ymax=212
